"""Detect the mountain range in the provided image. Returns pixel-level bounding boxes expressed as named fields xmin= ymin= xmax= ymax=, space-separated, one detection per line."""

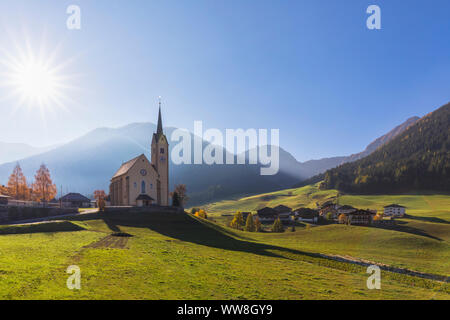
xmin=0 ymin=115 xmax=421 ymax=205
xmin=0 ymin=142 xmax=56 ymax=165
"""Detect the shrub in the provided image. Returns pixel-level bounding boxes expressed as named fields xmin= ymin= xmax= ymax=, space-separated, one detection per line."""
xmin=195 ymin=209 xmax=207 ymax=219
xmin=326 ymin=212 xmax=334 ymax=221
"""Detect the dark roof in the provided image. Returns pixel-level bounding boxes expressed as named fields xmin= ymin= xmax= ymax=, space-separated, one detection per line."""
xmin=257 ymin=207 xmax=278 ymax=216
xmin=384 ymin=204 xmax=406 ymax=208
xmin=339 ymin=205 xmax=356 ymax=210
xmin=273 ymin=205 xmax=292 ymax=213
xmin=348 ymin=209 xmax=376 ymax=216
xmin=136 ymin=194 xmax=154 ymax=201
xmin=61 ymin=193 xmax=90 ymax=202
xmin=320 ymin=201 xmax=335 ymax=209
xmin=295 ymin=208 xmax=319 ymax=218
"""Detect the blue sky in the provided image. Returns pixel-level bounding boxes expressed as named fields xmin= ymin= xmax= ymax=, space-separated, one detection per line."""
xmin=0 ymin=0 xmax=449 ymax=161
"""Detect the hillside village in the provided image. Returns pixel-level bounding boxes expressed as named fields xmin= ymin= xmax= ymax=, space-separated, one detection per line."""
xmin=212 ymin=199 xmax=406 ymax=233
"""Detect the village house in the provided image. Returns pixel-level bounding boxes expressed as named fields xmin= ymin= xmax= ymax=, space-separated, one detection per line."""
xmin=319 ymin=202 xmax=338 ymax=219
xmin=256 ymin=207 xmax=278 ymax=223
xmin=60 ymin=193 xmax=91 ymax=208
xmin=346 ymin=209 xmax=376 ymax=226
xmin=109 ymin=104 xmax=169 ymax=207
xmin=337 ymin=205 xmax=357 ymax=215
xmin=295 ymin=208 xmax=319 ymax=223
xmin=384 ymin=204 xmax=406 ymax=217
xmin=273 ymin=205 xmax=293 ymax=222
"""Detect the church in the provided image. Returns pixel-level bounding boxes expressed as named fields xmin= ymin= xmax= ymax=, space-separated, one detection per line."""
xmin=109 ymin=104 xmax=169 ymax=207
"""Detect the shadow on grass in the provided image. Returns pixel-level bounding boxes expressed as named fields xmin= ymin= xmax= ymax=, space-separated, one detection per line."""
xmin=0 ymin=221 xmax=86 ymax=235
xmin=63 ymin=210 xmax=321 ymax=261
xmin=375 ymin=221 xmax=443 ymax=241
xmin=403 ymin=214 xmax=449 ymax=224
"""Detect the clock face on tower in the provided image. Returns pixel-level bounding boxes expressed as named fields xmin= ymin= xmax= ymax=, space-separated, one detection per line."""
xmin=140 ymin=169 xmax=147 ymax=176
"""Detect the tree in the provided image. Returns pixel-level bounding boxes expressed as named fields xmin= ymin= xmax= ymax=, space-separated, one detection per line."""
xmin=229 ymin=211 xmax=244 ymax=230
xmin=254 ymin=216 xmax=262 ymax=232
xmin=326 ymin=212 xmax=334 ymax=221
xmin=32 ymin=164 xmax=57 ymax=205
xmin=94 ymin=190 xmax=107 ymax=212
xmin=338 ymin=214 xmax=348 ymax=224
xmin=0 ymin=185 xmax=9 ymax=196
xmin=170 ymin=184 xmax=188 ymax=207
xmin=373 ymin=213 xmax=384 ymax=221
xmin=7 ymin=163 xmax=30 ymax=200
xmin=195 ymin=209 xmax=207 ymax=219
xmin=271 ymin=217 xmax=284 ymax=233
xmin=244 ymin=213 xmax=255 ymax=232
xmin=171 ymin=192 xmax=180 ymax=207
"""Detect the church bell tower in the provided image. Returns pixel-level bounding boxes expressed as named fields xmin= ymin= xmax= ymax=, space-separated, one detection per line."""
xmin=151 ymin=99 xmax=169 ymax=206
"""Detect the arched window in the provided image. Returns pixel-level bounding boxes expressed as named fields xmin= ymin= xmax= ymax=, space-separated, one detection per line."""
xmin=141 ymin=181 xmax=146 ymax=194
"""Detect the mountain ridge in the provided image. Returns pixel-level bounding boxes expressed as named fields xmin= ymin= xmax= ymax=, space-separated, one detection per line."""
xmin=0 ymin=115 xmax=422 ymax=205
xmin=321 ymin=103 xmax=450 ymax=193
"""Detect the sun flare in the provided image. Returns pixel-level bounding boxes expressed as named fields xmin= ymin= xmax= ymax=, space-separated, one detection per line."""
xmin=12 ymin=59 xmax=59 ymax=103
xmin=0 ymin=38 xmax=75 ymax=113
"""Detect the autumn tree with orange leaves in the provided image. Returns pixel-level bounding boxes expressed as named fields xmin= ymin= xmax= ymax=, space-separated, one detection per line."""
xmin=7 ymin=163 xmax=31 ymax=200
xmin=32 ymin=164 xmax=57 ymax=204
xmin=0 ymin=184 xmax=9 ymax=196
xmin=94 ymin=190 xmax=107 ymax=212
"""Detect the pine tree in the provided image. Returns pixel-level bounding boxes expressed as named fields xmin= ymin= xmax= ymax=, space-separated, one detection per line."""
xmin=171 ymin=192 xmax=180 ymax=207
xmin=244 ymin=213 xmax=255 ymax=232
xmin=271 ymin=217 xmax=284 ymax=233
xmin=32 ymin=164 xmax=57 ymax=204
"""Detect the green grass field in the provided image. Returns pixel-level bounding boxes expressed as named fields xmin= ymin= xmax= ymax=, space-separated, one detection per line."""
xmin=0 ymin=204 xmax=449 ymax=299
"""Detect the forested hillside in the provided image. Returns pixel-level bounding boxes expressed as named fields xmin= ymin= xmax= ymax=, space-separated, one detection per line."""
xmin=322 ymin=103 xmax=450 ymax=193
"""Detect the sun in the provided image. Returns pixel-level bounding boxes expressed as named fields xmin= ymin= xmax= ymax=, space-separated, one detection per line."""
xmin=0 ymin=37 xmax=75 ymax=112
xmin=13 ymin=59 xmax=59 ymax=104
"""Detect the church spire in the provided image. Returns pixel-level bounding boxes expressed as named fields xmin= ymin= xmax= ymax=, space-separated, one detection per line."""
xmin=157 ymin=96 xmax=163 ymax=136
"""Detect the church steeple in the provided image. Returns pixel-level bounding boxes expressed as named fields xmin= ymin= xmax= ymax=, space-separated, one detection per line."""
xmin=157 ymin=97 xmax=163 ymax=136
xmin=151 ymin=96 xmax=169 ymax=206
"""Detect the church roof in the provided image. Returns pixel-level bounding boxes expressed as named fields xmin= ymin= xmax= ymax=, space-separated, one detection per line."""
xmin=112 ymin=154 xmax=143 ymax=179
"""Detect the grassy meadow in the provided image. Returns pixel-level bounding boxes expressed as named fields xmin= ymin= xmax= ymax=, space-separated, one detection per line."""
xmin=0 ymin=202 xmax=448 ymax=299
